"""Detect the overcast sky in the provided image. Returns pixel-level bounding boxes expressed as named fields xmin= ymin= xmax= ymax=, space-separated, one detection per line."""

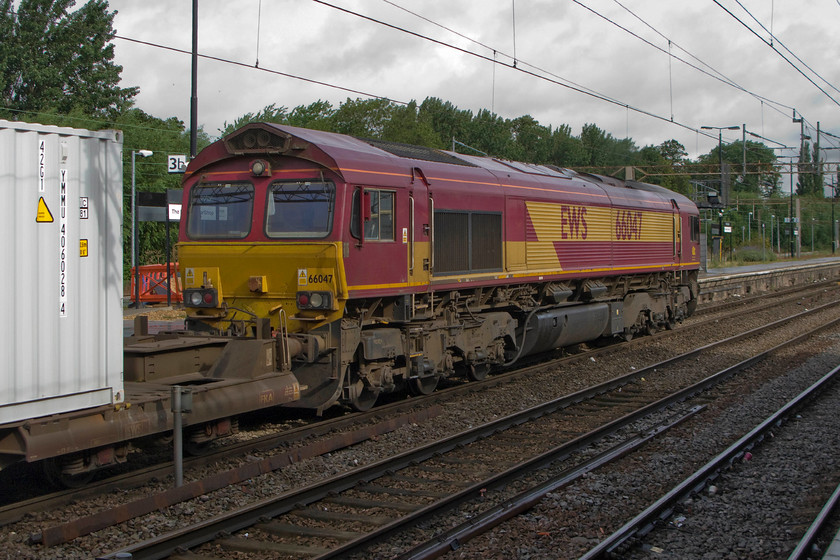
xmin=108 ymin=0 xmax=840 ymax=165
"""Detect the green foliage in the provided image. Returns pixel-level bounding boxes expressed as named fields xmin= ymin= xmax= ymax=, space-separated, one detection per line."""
xmin=736 ymin=249 xmax=775 ymax=263
xmin=219 ymin=103 xmax=288 ymax=137
xmin=796 ymin=142 xmax=823 ymax=197
xmin=0 ymin=0 xmax=137 ymax=119
xmin=382 ymin=101 xmax=441 ymax=146
xmin=114 ymin=108 xmax=211 ymax=279
xmin=697 ymin=140 xmax=779 ymax=197
xmin=287 ymin=100 xmax=335 ymax=131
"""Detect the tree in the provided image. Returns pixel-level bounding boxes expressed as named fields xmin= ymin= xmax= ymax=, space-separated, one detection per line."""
xmin=418 ymin=97 xmax=473 ymax=150
xmin=658 ymin=139 xmax=688 ymax=164
xmin=219 ymin=103 xmax=288 ymax=137
xmin=697 ymin=140 xmax=778 ymax=197
xmin=578 ymin=123 xmax=639 ymax=169
xmin=287 ymin=100 xmax=334 ymax=131
xmin=508 ymin=115 xmax=551 ymax=163
xmin=0 ymin=0 xmax=137 ymax=119
xmin=115 ymin=108 xmax=211 ymax=277
xmin=796 ymin=142 xmax=823 ymax=197
xmin=548 ymin=124 xmax=586 ymax=167
xmin=382 ymin=100 xmax=441 ymax=146
xmin=330 ymin=97 xmax=395 ymax=138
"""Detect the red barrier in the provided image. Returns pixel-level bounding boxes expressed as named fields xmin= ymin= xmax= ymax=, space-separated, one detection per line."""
xmin=130 ymin=263 xmax=182 ymax=304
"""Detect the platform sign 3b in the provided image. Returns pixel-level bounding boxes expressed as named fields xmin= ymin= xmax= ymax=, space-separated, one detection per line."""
xmin=168 ymin=154 xmax=187 ymax=174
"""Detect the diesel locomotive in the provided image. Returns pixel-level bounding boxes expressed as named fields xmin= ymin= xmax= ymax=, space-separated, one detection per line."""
xmin=179 ymin=123 xmax=701 ymax=413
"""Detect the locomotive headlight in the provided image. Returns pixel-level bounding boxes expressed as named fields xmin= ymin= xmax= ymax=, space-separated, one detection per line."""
xmin=184 ymin=288 xmax=219 ymax=308
xmin=250 ymin=159 xmax=270 ymax=176
xmin=296 ymin=291 xmax=332 ymax=310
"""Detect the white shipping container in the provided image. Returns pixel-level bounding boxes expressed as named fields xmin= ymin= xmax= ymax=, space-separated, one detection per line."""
xmin=0 ymin=120 xmax=124 ymax=424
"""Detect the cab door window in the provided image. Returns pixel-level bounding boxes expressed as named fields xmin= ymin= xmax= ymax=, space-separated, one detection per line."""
xmin=351 ymin=188 xmax=394 ymax=241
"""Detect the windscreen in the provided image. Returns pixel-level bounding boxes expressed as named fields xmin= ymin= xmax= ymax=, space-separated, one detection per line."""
xmin=266 ymin=181 xmax=334 ymax=238
xmin=186 ymin=182 xmax=254 ymax=239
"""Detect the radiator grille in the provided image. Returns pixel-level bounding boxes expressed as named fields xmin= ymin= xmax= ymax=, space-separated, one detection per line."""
xmin=434 ymin=211 xmax=502 ymax=275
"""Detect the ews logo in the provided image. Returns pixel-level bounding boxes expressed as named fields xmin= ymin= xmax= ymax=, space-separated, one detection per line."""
xmin=560 ymin=205 xmax=588 ymax=239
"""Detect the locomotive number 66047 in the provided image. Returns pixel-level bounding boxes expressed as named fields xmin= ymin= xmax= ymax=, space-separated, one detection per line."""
xmin=178 ymin=123 xmax=700 ymax=413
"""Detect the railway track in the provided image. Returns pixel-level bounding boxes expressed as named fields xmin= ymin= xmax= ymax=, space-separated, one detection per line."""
xmin=586 ymin=364 xmax=840 ymax=560
xmin=2 ymin=280 xmax=835 ymax=518
xmin=3 ymin=281 xmax=839 ymax=558
xmin=88 ymin=297 xmax=840 ymax=559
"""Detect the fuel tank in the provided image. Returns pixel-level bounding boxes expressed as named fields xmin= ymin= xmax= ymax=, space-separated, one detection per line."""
xmin=517 ymin=303 xmax=621 ymax=357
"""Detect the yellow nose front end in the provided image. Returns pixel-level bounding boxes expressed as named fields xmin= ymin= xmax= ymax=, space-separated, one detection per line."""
xmin=180 ymin=241 xmax=347 ymax=335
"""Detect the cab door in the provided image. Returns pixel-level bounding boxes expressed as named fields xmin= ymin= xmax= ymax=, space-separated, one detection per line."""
xmin=671 ymin=199 xmax=682 ymax=265
xmin=407 ymin=167 xmax=431 ymax=293
xmin=348 ymin=185 xmax=405 ymax=293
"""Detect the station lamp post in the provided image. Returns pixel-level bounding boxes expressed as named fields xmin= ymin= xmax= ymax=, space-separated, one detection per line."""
xmin=748 ymin=211 xmax=752 ymax=242
xmin=131 ymin=149 xmax=153 ymax=308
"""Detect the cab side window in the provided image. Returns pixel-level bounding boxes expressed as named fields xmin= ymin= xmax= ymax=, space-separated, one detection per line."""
xmin=351 ymin=188 xmax=394 ymax=241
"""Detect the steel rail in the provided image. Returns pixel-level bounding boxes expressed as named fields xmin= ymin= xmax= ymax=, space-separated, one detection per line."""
xmin=14 ymin=284 xmax=829 ymax=532
xmin=0 ymin=388 xmax=444 ymax=525
xmin=787 ymin=480 xmax=840 ymax=560
xmin=394 ymin=408 xmax=702 ymax=560
xmin=579 ymin=364 xmax=840 ymax=560
xmin=7 ymin=276 xmax=829 ymax=522
xmin=386 ymin=314 xmax=840 ymax=560
xmin=97 ymin=303 xmax=840 ymax=559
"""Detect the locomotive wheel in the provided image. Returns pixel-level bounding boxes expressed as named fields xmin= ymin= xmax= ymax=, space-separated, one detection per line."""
xmin=409 ymin=375 xmax=438 ymax=396
xmin=347 ymin=364 xmax=378 ymax=411
xmin=350 ymin=383 xmax=378 ymax=411
xmin=468 ymin=363 xmax=489 ymax=382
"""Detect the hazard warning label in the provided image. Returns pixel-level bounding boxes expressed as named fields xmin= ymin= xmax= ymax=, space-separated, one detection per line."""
xmin=36 ymin=197 xmax=54 ymax=222
xmin=298 ymin=269 xmax=308 ymax=286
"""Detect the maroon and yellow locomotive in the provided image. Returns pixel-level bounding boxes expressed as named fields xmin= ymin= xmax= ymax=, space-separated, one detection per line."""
xmin=179 ymin=123 xmax=700 ymax=413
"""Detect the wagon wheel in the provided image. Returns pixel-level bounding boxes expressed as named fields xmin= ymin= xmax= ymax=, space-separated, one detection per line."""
xmin=184 ymin=438 xmax=214 ymax=456
xmin=347 ymin=365 xmax=378 ymax=412
xmin=468 ymin=363 xmax=489 ymax=382
xmin=43 ymin=457 xmax=95 ymax=488
xmin=408 ymin=374 xmax=439 ymax=396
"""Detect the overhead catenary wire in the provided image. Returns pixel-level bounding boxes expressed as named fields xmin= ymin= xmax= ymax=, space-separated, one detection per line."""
xmin=578 ymin=0 xmax=795 ymax=121
xmin=712 ymin=0 xmax=840 ymax=108
xmin=7 ymin=2 xmax=837 ymax=157
xmin=255 ymin=0 xmax=262 ymax=67
xmin=113 ymin=34 xmax=410 ymax=107
xmin=732 ymin=0 xmax=840 ymax=97
xmin=313 ymin=0 xmax=716 ymax=142
xmin=528 ymin=0 xmax=838 ymax=154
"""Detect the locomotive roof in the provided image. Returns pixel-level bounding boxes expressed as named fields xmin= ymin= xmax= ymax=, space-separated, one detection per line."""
xmin=189 ymin=122 xmax=694 ymax=209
